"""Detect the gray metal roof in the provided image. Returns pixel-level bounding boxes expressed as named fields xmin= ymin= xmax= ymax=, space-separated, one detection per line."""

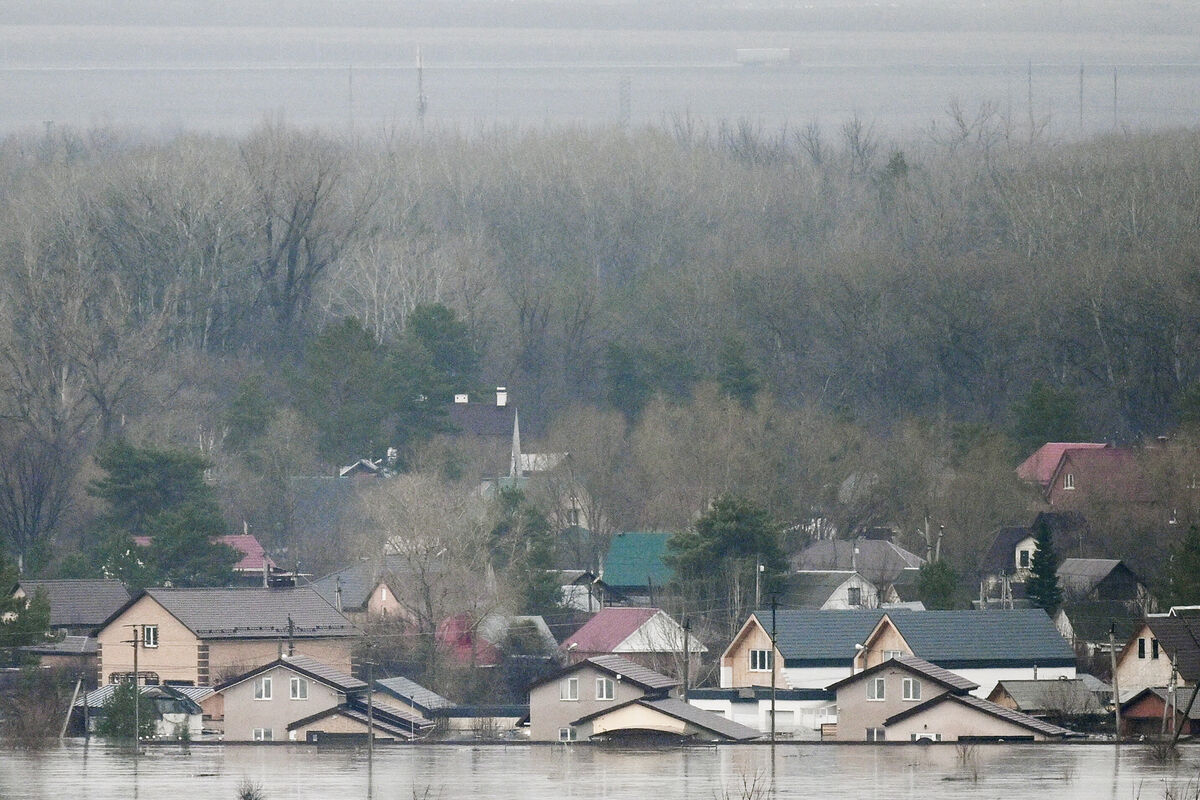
xmin=21 ymin=635 xmax=97 ymax=655
xmin=990 ymin=678 xmax=1104 ymax=714
xmin=885 ymin=693 xmax=1074 ymax=737
xmin=1145 ymin=616 xmax=1200 ymax=682
xmin=635 ymin=698 xmax=762 ymax=740
xmin=77 ymin=683 xmax=213 ymax=709
xmin=375 ymin=676 xmax=454 ymax=711
xmin=19 ymin=579 xmax=130 ymax=629
xmin=754 ymin=609 xmax=889 ymax=664
xmin=791 ymin=539 xmax=925 ymax=582
xmin=216 ymin=654 xmax=367 ymax=693
xmin=141 ymin=587 xmax=359 ymax=640
xmin=826 ymin=654 xmax=978 ymax=693
xmin=530 ymin=653 xmax=678 ymax=692
xmin=1057 ymin=558 xmax=1125 ymax=596
xmin=783 ymin=571 xmax=861 ymax=608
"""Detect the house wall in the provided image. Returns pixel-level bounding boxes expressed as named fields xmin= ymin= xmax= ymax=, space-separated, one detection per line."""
xmin=206 ymin=639 xmax=356 ymax=686
xmin=720 ymin=620 xmax=786 ymax=689
xmin=529 ymin=664 xmax=651 ymax=741
xmin=885 ymin=702 xmax=1054 ymax=741
xmin=688 ymin=697 xmax=834 ymax=739
xmin=855 ymin=621 xmax=910 ymax=671
xmin=221 ymin=663 xmax=345 ymax=742
xmin=819 ymin=575 xmax=881 ymax=610
xmin=782 ymin=666 xmax=857 ymax=690
xmin=1120 ymin=692 xmax=1195 ymax=737
xmin=97 ymin=596 xmax=201 ymax=685
xmin=954 ymin=667 xmax=1075 ymax=700
xmin=366 ymin=582 xmax=406 ymax=618
xmin=835 ymin=665 xmax=951 ymax=741
xmin=1115 ymin=625 xmax=1174 ymax=701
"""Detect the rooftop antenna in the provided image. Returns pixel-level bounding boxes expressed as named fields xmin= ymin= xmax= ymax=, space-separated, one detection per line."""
xmin=416 ymin=47 xmax=428 ymax=130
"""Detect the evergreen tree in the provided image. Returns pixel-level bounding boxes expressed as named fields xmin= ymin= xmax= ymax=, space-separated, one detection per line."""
xmin=1167 ymin=525 xmax=1200 ymax=606
xmin=916 ymin=560 xmax=959 ymax=610
xmin=0 ymin=555 xmax=50 ymax=665
xmin=95 ymin=681 xmax=156 ymax=741
xmin=1026 ymin=519 xmax=1063 ymax=611
xmin=488 ymin=489 xmax=562 ymax=617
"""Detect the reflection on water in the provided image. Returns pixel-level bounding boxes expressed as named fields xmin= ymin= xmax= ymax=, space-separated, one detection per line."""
xmin=2 ymin=743 xmax=1199 ymax=800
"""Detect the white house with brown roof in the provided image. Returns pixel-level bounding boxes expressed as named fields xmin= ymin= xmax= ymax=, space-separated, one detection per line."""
xmin=561 ymin=607 xmax=705 ymax=683
xmin=95 ymin=587 xmax=360 ymax=687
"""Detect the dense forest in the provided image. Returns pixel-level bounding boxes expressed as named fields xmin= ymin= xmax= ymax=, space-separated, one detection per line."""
xmin=2 ymin=115 xmax=1200 ymax=589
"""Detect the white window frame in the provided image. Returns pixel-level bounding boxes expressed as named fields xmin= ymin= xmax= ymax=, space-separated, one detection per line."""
xmin=902 ymin=677 xmax=921 ymax=701
xmin=867 ymin=676 xmax=885 ymax=701
xmin=290 ymin=676 xmax=308 ymax=700
xmin=866 ymin=727 xmax=886 ymax=741
xmin=142 ymin=625 xmax=158 ymax=648
xmin=252 ymin=727 xmax=273 ymax=741
xmin=846 ymin=586 xmax=862 ymax=606
xmin=882 ymin=650 xmax=905 ymax=660
xmin=560 ymin=677 xmax=579 ymax=701
xmin=254 ymin=676 xmax=273 ymax=700
xmin=596 ymin=677 xmax=615 ymax=701
xmin=557 ymin=727 xmax=577 ymax=741
xmin=749 ymin=649 xmax=773 ymax=672
xmin=1064 ymin=472 xmax=1075 ymax=490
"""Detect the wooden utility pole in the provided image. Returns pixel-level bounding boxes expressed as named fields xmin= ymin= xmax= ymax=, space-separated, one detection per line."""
xmin=366 ymin=656 xmax=375 ymax=799
xmin=1109 ymin=624 xmax=1121 ymax=740
xmin=681 ymin=618 xmax=690 ymax=701
xmin=770 ymin=595 xmax=778 ymax=744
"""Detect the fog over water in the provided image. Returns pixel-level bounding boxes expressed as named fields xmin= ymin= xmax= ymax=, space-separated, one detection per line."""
xmin=2 ymin=741 xmax=1200 ymax=800
xmin=3 ymin=1 xmax=1199 ymax=137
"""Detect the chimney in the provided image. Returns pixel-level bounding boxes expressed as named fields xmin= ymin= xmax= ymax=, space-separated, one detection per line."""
xmin=496 ymin=386 xmax=508 ymax=407
xmin=335 ymin=577 xmax=343 ymax=613
xmin=454 ymin=393 xmax=469 ymax=404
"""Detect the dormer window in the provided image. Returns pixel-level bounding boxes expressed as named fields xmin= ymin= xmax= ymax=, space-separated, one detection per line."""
xmin=1063 ymin=473 xmax=1075 ymax=490
xmin=1019 ymin=549 xmax=1031 ymax=569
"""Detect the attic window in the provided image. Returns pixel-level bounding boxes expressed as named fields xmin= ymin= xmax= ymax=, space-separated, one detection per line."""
xmin=749 ymin=650 xmax=773 ymax=672
xmin=1019 ymin=550 xmax=1031 ymax=569
xmin=1064 ymin=473 xmax=1075 ymax=490
xmin=847 ymin=587 xmax=862 ymax=606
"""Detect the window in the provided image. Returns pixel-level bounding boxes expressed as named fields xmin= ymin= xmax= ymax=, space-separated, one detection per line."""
xmin=749 ymin=649 xmax=773 ymax=672
xmin=902 ymin=678 xmax=921 ymax=701
xmin=557 ymin=727 xmax=577 ymax=741
xmin=596 ymin=677 xmax=615 ymax=701
xmin=290 ymin=676 xmax=308 ymax=700
xmin=911 ymin=733 xmax=941 ymax=742
xmin=567 ymin=505 xmax=581 ymax=527
xmin=1064 ymin=472 xmax=1075 ymax=490
xmin=1139 ymin=638 xmax=1147 ymax=659
xmin=560 ymin=677 xmax=579 ymax=701
xmin=882 ymin=650 xmax=905 ymax=660
xmin=867 ymin=676 xmax=885 ymax=701
xmin=1153 ymin=638 xmax=1160 ymax=659
xmin=142 ymin=625 xmax=158 ymax=648
xmin=1019 ymin=549 xmax=1031 ymax=568
xmin=252 ymin=728 xmax=273 ymax=741
xmin=866 ymin=727 xmax=886 ymax=741
xmin=847 ymin=587 xmax=862 ymax=606
xmin=254 ymin=676 xmax=273 ymax=700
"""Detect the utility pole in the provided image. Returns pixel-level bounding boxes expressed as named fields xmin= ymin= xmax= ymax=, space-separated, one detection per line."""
xmin=770 ymin=595 xmax=778 ymax=744
xmin=125 ymin=624 xmax=142 ymax=748
xmin=755 ymin=554 xmax=762 ymax=609
xmin=681 ymin=618 xmax=690 ymax=701
xmin=1109 ymin=623 xmax=1121 ymax=741
xmin=366 ymin=655 xmax=375 ymax=799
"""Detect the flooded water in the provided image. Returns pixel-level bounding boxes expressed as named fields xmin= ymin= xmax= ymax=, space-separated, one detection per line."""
xmin=1 ymin=742 xmax=1199 ymax=800
xmin=3 ymin=24 xmax=1200 ymax=138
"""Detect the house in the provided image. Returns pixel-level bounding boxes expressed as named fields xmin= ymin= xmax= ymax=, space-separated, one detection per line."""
xmin=601 ymin=532 xmax=673 ymax=603
xmin=827 ymin=655 xmax=1072 ymax=742
xmin=20 ymin=635 xmax=99 ymax=672
xmin=1119 ymin=686 xmax=1200 ymax=738
xmin=986 ymin=678 xmax=1105 ymax=718
xmin=374 ymin=675 xmax=454 ymax=718
xmin=94 ymin=587 xmax=360 ymax=687
xmin=977 ymin=512 xmax=1090 ymax=606
xmin=721 ymin=609 xmax=888 ymax=691
xmin=528 ymin=654 xmax=677 ymax=741
xmin=1113 ymin=619 xmax=1174 ymax=700
xmin=561 ymin=607 xmax=705 ymax=682
xmin=308 ymin=556 xmax=410 ymax=622
xmin=553 ymin=570 xmax=615 ymax=613
xmin=686 ymin=687 xmax=836 ymax=740
xmin=13 ymin=579 xmax=130 ymax=635
xmin=782 ymin=571 xmax=893 ymax=609
xmin=851 ymin=610 xmax=1076 ymax=697
xmin=437 ymin=613 xmax=558 ymax=668
xmin=129 ymin=532 xmax=291 ymax=588
xmin=74 ymin=683 xmax=208 ymax=739
xmin=571 ymin=695 xmax=760 ymax=743
xmin=1053 ymin=559 xmax=1156 ymax=651
xmin=443 ymin=387 xmax=520 ymax=480
xmin=1018 ymin=443 xmax=1109 ymax=490
xmin=790 ymin=534 xmax=924 ymax=602
xmin=213 ymin=653 xmax=432 ymax=742
xmin=1045 ymin=447 xmax=1152 ymax=508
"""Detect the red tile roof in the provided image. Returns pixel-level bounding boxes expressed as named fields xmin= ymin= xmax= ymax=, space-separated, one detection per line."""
xmin=131 ymin=532 xmax=275 ymax=573
xmin=1049 ymin=447 xmax=1151 ymax=503
xmin=1016 ymin=442 xmax=1107 ymax=486
xmin=562 ymin=607 xmax=660 ymax=653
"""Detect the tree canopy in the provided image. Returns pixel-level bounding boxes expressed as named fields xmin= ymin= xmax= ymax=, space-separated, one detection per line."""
xmin=1026 ymin=520 xmax=1063 ymax=612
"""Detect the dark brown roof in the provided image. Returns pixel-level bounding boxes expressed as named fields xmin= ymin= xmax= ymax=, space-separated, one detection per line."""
xmin=1146 ymin=616 xmax=1200 ymax=682
xmin=826 ymin=654 xmax=978 ymax=693
xmin=571 ymin=697 xmax=760 ymax=741
xmin=214 ymin=653 xmax=367 ymax=693
xmin=885 ymin=692 xmax=1074 ymax=737
xmin=19 ymin=579 xmax=130 ymax=630
xmin=528 ymin=653 xmax=678 ymax=692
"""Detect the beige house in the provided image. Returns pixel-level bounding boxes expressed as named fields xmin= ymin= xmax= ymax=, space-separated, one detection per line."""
xmin=571 ymin=696 xmax=759 ymax=742
xmin=95 ymin=587 xmax=360 ymax=687
xmin=214 ymin=653 xmax=431 ymax=742
xmin=827 ymin=655 xmax=1071 ymax=742
xmin=1113 ymin=620 xmax=1173 ymax=701
xmin=527 ymin=654 xmax=678 ymax=741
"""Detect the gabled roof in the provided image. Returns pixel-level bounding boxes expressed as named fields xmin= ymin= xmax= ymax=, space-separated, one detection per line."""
xmin=17 ymin=579 xmax=130 ymax=629
xmin=783 ymin=571 xmax=872 ymax=608
xmin=287 ymin=697 xmax=432 ymax=739
xmin=571 ymin=696 xmax=760 ymax=741
xmin=375 ymin=676 xmax=454 ymax=714
xmin=1146 ymin=615 xmax=1200 ymax=681
xmin=979 ymin=526 xmax=1033 ymax=576
xmin=1049 ymin=447 xmax=1152 ymax=503
xmin=446 ymin=402 xmax=516 ymax=437
xmin=1017 ymin=443 xmax=1108 ymax=486
xmin=77 ymin=683 xmax=212 ymax=711
xmin=791 ymin=539 xmax=925 ymax=584
xmin=218 ymin=534 xmax=277 ymax=573
xmin=884 ymin=692 xmax=1074 ymax=737
xmin=308 ymin=555 xmax=411 ymax=612
xmin=826 ymin=654 xmax=978 ymax=693
xmin=864 ymin=609 xmax=1075 ymax=669
xmin=989 ymin=678 xmax=1103 ymax=714
xmin=21 ymin=635 xmax=97 ymax=656
xmin=750 ymin=609 xmax=889 ymax=665
xmin=528 ymin=654 xmax=678 ymax=693
xmin=563 ymin=607 xmax=659 ymax=652
xmin=1057 ymin=558 xmax=1130 ymax=596
xmin=602 ymin=532 xmax=672 ymax=589
xmin=101 ymin=587 xmax=359 ymax=641
xmin=1122 ymin=687 xmax=1200 ymax=719
xmin=214 ymin=653 xmax=367 ymax=693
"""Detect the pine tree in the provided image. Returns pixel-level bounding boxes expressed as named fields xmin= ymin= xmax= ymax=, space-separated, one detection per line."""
xmin=1167 ymin=525 xmax=1200 ymax=606
xmin=1026 ymin=519 xmax=1063 ymax=611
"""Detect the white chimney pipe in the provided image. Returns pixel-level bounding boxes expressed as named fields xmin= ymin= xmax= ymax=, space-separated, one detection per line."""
xmin=496 ymin=387 xmax=508 ymax=407
xmin=454 ymin=393 xmax=469 ymax=404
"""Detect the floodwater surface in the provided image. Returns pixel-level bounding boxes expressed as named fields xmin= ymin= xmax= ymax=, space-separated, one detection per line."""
xmin=1 ymin=742 xmax=1199 ymax=800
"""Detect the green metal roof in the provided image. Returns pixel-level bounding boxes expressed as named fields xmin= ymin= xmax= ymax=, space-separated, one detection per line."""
xmin=602 ymin=531 xmax=673 ymax=589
